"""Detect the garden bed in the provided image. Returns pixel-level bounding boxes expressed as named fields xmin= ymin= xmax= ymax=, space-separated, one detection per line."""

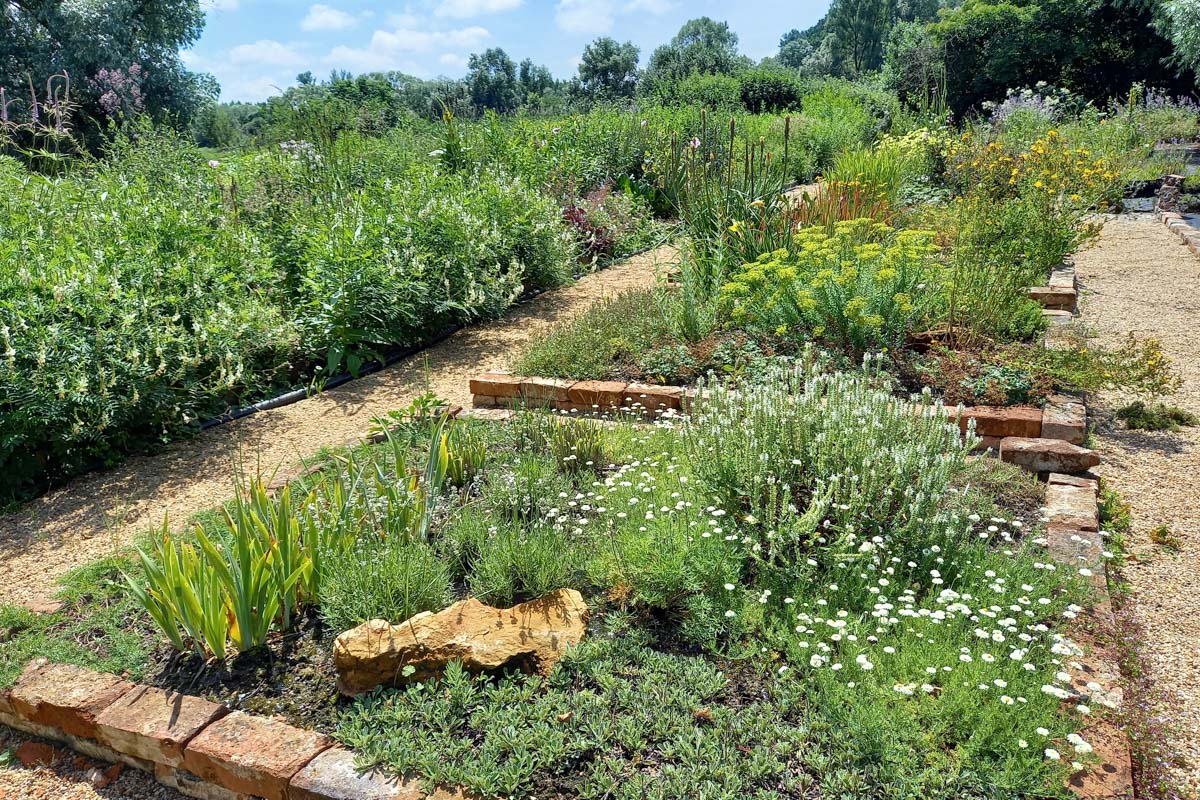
xmin=0 ymin=358 xmax=1130 ymax=799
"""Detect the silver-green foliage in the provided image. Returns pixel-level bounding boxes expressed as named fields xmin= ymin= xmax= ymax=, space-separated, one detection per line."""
xmin=685 ymin=352 xmax=974 ymax=576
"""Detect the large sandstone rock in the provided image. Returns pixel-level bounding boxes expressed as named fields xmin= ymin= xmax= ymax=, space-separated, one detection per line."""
xmin=334 ymin=589 xmax=589 ymax=696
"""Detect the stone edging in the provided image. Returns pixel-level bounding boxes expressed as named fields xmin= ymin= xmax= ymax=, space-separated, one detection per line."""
xmin=0 ymin=664 xmax=458 ymax=800
xmin=1157 ymin=209 xmax=1200 ymax=253
xmin=467 ymin=373 xmax=1100 ymax=475
xmin=1041 ymin=474 xmax=1134 ymax=799
xmin=1031 ymin=258 xmax=1080 ymax=319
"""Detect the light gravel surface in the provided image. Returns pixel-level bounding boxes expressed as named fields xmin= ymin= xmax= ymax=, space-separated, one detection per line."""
xmin=0 ymin=245 xmax=675 ymax=606
xmin=1076 ymin=213 xmax=1200 ymax=796
xmin=0 ymin=728 xmax=183 ymax=799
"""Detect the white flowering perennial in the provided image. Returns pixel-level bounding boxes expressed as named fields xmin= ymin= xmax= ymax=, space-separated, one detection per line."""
xmin=683 ymin=354 xmax=973 ymax=575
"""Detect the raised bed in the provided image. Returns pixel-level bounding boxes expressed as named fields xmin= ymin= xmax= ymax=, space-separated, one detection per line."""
xmin=469 ymin=373 xmax=1101 ymax=475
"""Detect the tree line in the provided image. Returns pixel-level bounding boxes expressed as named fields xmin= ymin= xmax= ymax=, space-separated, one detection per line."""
xmin=3 ymin=0 xmax=1200 ymax=151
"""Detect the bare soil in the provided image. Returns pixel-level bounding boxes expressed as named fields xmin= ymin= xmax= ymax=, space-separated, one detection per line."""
xmin=1075 ymin=213 xmax=1200 ymax=795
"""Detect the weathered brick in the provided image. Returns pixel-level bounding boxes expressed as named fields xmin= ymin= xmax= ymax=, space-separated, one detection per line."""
xmin=1048 ymin=264 xmax=1076 ymax=290
xmin=1042 ymin=396 xmax=1086 ymax=444
xmin=622 ymin=382 xmax=684 ymax=413
xmin=154 ymin=763 xmax=254 ymax=800
xmin=954 ymin=407 xmax=1043 ymax=439
xmin=969 ymin=435 xmax=1005 ymax=454
xmin=1042 ymin=309 xmax=1074 ymax=326
xmin=470 ymin=394 xmax=497 ymax=408
xmin=564 ymin=380 xmax=628 ymax=410
xmin=289 ymin=747 xmax=435 ymax=800
xmin=1048 ymin=472 xmax=1099 ymax=494
xmin=182 ymin=711 xmax=332 ymax=800
xmin=1044 ymin=482 xmax=1099 ymax=532
xmin=999 ymin=437 xmax=1100 ymax=474
xmin=467 ymin=373 xmax=523 ymax=399
xmin=1027 ymin=286 xmax=1077 ymax=311
xmin=519 ymin=377 xmax=575 ymax=407
xmin=94 ymin=686 xmax=228 ymax=768
xmin=1042 ymin=526 xmax=1104 ymax=573
xmin=10 ymin=662 xmax=133 ymax=740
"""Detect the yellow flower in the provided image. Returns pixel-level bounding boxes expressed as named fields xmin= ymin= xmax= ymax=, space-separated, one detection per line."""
xmin=729 ymin=220 xmax=743 ymax=234
xmin=750 ymin=199 xmax=765 ymax=209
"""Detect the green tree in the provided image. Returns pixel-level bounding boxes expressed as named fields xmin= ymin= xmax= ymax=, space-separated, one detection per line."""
xmin=1157 ymin=0 xmax=1200 ymax=79
xmin=467 ymin=47 xmax=520 ymax=112
xmin=830 ymin=0 xmax=895 ymax=74
xmin=578 ymin=37 xmax=640 ymax=99
xmin=644 ymin=17 xmax=751 ymax=91
xmin=0 ymin=0 xmax=213 ymax=131
xmin=778 ymin=29 xmax=815 ymax=69
xmin=933 ymin=0 xmax=1187 ymax=114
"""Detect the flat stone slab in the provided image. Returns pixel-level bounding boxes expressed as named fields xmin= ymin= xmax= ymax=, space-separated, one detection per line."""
xmin=95 ymin=685 xmax=228 ymax=768
xmin=468 ymin=373 xmax=522 ymax=398
xmin=1042 ymin=395 xmax=1086 ymax=444
xmin=564 ymin=380 xmax=628 ymax=409
xmin=182 ymin=711 xmax=333 ymax=800
xmin=999 ymin=437 xmax=1100 ymax=474
xmin=953 ymin=406 xmax=1043 ymax=438
xmin=290 ymin=746 xmax=468 ymax=800
xmin=519 ymin=377 xmax=575 ymax=406
xmin=10 ymin=661 xmax=133 ymax=740
xmin=1028 ymin=285 xmax=1077 ymax=312
xmin=1048 ymin=472 xmax=1099 ymax=494
xmin=1045 ymin=483 xmax=1100 ymax=532
xmin=622 ymin=382 xmax=683 ymax=412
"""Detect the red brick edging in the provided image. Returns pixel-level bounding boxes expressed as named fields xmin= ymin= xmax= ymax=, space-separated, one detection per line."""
xmin=0 ymin=666 xmax=458 ymax=799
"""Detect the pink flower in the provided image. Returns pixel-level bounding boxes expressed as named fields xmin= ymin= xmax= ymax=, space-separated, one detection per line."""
xmin=208 ymin=160 xmax=221 ymax=168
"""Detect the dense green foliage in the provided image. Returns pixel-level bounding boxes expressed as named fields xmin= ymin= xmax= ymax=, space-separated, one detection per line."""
xmin=0 ymin=0 xmax=214 ymax=142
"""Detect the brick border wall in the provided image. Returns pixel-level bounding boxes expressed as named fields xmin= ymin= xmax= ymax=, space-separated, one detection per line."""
xmin=468 ymin=373 xmax=1101 ymax=475
xmin=1158 ymin=209 xmax=1200 ymax=252
xmin=0 ymin=667 xmax=457 ymax=799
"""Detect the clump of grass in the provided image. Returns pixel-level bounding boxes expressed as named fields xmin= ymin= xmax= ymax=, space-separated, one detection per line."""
xmin=1115 ymin=400 xmax=1198 ymax=432
xmin=515 ymin=289 xmax=671 ymax=380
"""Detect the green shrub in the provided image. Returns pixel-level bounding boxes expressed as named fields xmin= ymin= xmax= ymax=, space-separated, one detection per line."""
xmin=467 ymin=520 xmax=580 ymax=606
xmin=738 ymin=68 xmax=802 ymax=113
xmin=1115 ymin=401 xmax=1198 ymax=432
xmin=320 ymin=538 xmax=451 ymax=632
xmin=516 ymin=290 xmax=672 ymax=380
xmin=685 ymin=354 xmax=971 ymax=578
xmin=664 ymin=73 xmax=743 ymax=112
xmin=721 ymin=220 xmax=941 ymax=355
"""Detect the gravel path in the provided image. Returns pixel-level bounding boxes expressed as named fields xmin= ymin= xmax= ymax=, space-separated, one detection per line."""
xmin=0 ymin=728 xmax=183 ymax=799
xmin=0 ymin=245 xmax=676 ymax=606
xmin=1075 ymin=213 xmax=1200 ymax=795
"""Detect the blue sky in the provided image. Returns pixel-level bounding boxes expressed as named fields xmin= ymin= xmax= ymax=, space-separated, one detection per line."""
xmin=187 ymin=0 xmax=831 ymax=102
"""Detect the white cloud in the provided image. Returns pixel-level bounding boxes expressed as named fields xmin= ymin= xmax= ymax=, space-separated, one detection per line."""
xmin=438 ymin=52 xmax=469 ymax=69
xmin=325 ymin=25 xmax=490 ymax=71
xmin=301 ymin=4 xmax=361 ymax=31
xmin=554 ymin=0 xmax=614 ymax=34
xmin=228 ymin=40 xmax=307 ymax=68
xmin=434 ymin=0 xmax=523 ymax=18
